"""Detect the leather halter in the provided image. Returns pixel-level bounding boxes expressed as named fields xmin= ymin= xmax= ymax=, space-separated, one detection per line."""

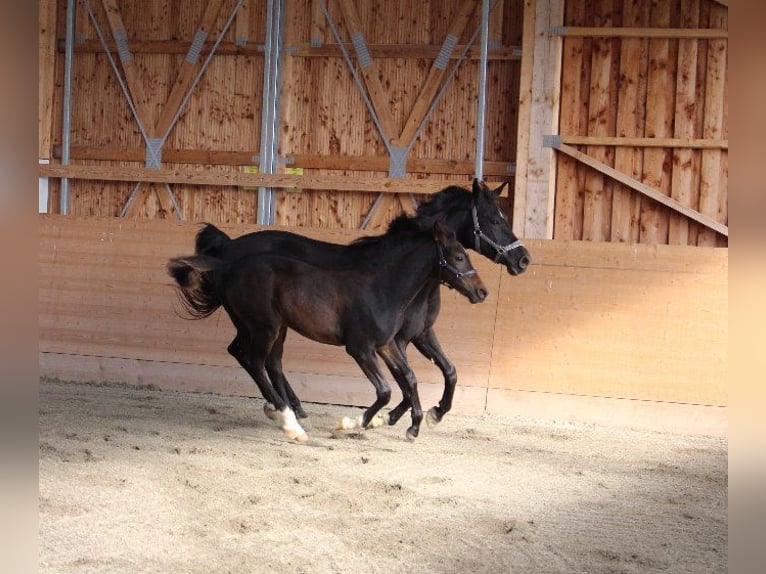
xmin=436 ymin=244 xmax=477 ymax=289
xmin=471 ymin=203 xmax=525 ymax=263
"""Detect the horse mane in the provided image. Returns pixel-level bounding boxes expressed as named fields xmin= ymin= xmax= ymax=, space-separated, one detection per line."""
xmin=415 ymin=185 xmax=472 ymax=223
xmin=350 ymin=214 xmax=425 ymax=249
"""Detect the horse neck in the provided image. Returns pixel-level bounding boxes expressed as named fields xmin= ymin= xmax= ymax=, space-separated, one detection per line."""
xmin=371 ymin=234 xmax=439 ymax=302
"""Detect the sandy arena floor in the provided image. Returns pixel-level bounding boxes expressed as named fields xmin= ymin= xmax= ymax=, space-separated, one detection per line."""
xmin=39 ymin=379 xmax=727 ymax=574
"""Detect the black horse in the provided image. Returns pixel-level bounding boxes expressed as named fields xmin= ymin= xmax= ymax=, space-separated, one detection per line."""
xmin=168 ymin=218 xmax=488 ymax=441
xmin=191 ymin=179 xmax=530 ymax=431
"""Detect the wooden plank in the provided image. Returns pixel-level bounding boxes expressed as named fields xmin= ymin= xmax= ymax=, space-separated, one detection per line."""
xmin=639 ymin=3 xmax=674 ymax=244
xmin=560 ymin=135 xmax=726 ymax=149
xmin=610 ymin=0 xmax=647 ymax=243
xmin=698 ymin=3 xmax=727 ymax=246
xmin=100 ymin=0 xmax=155 ymax=136
xmin=522 ymin=0 xmax=564 ymax=239
xmin=582 ymin=0 xmax=615 ymax=242
xmin=153 ymin=0 xmax=226 ymax=140
xmin=39 ymin=0 xmax=57 ymax=158
xmin=336 ymin=0 xmax=398 ymax=143
xmin=65 ymin=39 xmax=523 ymax=60
xmin=56 ymin=146 xmax=513 ymax=175
xmin=553 ymin=143 xmax=728 ymax=236
xmin=552 ymin=0 xmax=585 ymax=240
xmin=310 ymin=0 xmax=326 ymax=45
xmin=394 ymin=0 xmax=480 ymax=147
xmin=553 ymin=26 xmax=728 ymax=39
xmin=512 ymin=0 xmax=535 ymax=236
xmin=669 ymin=0 xmax=701 ymax=245
xmin=39 ymin=163 xmax=475 ymax=195
xmin=234 ymin=0 xmax=251 ymax=44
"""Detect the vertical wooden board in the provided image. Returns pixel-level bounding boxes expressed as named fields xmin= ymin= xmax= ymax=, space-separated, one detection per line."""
xmin=553 ymin=0 xmax=585 ymax=240
xmin=512 ymin=0 xmax=534 ymax=236
xmin=582 ymin=0 xmax=615 ymax=242
xmin=39 ymin=0 xmax=58 ymax=158
xmin=638 ymin=1 xmax=675 ymax=244
xmin=611 ymin=0 xmax=648 ymax=243
xmin=697 ymin=2 xmax=727 ymax=247
xmin=668 ymin=0 xmax=700 ymax=245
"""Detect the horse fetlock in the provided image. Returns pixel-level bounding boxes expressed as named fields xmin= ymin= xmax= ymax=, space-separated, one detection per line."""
xmin=263 ymin=402 xmax=280 ymax=421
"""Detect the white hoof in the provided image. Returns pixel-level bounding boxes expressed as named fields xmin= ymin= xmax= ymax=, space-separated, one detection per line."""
xmin=426 ymin=407 xmax=441 ymax=428
xmin=337 ymin=415 xmax=363 ymax=431
xmin=264 ymin=402 xmax=279 ymax=421
xmin=278 ymin=407 xmax=308 ymax=443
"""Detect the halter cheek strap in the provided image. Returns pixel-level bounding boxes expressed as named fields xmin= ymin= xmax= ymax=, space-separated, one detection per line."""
xmin=471 ymin=204 xmax=525 ymax=263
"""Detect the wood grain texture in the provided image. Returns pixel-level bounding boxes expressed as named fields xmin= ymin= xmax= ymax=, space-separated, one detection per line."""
xmin=40 ymin=215 xmax=728 ymax=409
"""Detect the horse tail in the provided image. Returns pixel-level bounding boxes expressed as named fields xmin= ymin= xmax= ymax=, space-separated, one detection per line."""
xmin=166 ymin=255 xmax=224 ymax=319
xmin=195 ymin=223 xmax=231 ymax=257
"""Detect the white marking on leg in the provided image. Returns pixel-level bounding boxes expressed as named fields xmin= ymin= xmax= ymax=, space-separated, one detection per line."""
xmin=337 ymin=414 xmax=364 ymax=431
xmin=279 ymin=407 xmax=308 ymax=442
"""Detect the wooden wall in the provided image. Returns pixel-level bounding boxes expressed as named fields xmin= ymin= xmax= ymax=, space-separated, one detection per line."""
xmin=40 ymin=0 xmax=523 ymax=229
xmin=551 ymin=0 xmax=728 ymax=246
xmin=39 ymin=215 xmax=727 ymax=433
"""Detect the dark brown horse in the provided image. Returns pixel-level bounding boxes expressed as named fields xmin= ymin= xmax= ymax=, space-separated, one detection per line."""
xmin=168 ymin=218 xmax=487 ymax=441
xmin=191 ymin=179 xmax=530 ymax=431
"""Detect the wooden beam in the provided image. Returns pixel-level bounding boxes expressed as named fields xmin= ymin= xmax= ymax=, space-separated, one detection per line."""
xmin=100 ymin=0 xmax=155 ymax=135
xmin=38 ymin=164 xmax=467 ymax=195
xmin=234 ymin=0 xmax=251 ymax=44
xmin=560 ymin=135 xmax=727 ymax=149
xmin=39 ymin=0 xmax=57 ymax=158
xmin=394 ymin=0 xmax=480 ymax=147
xmin=55 ymin=146 xmax=513 ymax=176
xmin=552 ymin=26 xmax=728 ymax=39
xmin=552 ymin=143 xmax=727 ymax=237
xmin=336 ymin=0 xmax=398 ymax=142
xmin=62 ymin=40 xmax=522 ymax=60
xmin=153 ymin=0 xmax=226 ymax=140
xmin=519 ymin=0 xmax=565 ymax=239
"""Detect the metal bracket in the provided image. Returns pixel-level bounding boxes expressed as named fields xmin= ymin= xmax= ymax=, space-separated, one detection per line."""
xmin=351 ymin=32 xmax=373 ymax=69
xmin=278 ymin=155 xmax=295 ymax=165
xmin=388 ymin=146 xmax=409 ymax=179
xmin=113 ymin=29 xmax=132 ymax=63
xmin=435 ymin=34 xmax=458 ymax=71
xmin=145 ymin=138 xmax=163 ymax=168
xmin=310 ymin=37 xmax=323 ymax=48
xmin=549 ymin=26 xmax=566 ymax=36
xmin=235 ymin=36 xmax=248 ymax=46
xmin=542 ymin=134 xmax=562 ymax=149
xmin=186 ymin=29 xmax=208 ymax=64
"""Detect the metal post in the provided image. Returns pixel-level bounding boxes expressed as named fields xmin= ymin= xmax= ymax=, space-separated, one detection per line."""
xmin=257 ymin=0 xmax=283 ymax=225
xmin=60 ymin=0 xmax=77 ymax=214
xmin=474 ymin=0 xmax=491 ymax=180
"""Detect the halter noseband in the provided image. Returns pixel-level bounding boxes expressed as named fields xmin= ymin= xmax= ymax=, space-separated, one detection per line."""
xmin=436 ymin=244 xmax=477 ymax=289
xmin=471 ymin=204 xmax=525 ymax=263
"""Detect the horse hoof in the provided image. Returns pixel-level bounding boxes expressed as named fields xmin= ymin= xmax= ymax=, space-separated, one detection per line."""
xmin=405 ymin=428 xmax=418 ymax=441
xmin=337 ymin=415 xmax=363 ymax=431
xmin=367 ymin=413 xmax=386 ymax=429
xmin=426 ymin=407 xmax=442 ymax=428
xmin=264 ymin=403 xmax=279 ymax=421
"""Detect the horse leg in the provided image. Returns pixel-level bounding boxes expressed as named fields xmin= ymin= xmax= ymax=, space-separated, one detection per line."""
xmin=411 ymin=328 xmax=457 ymax=427
xmin=337 ymin=347 xmax=391 ymax=431
xmin=226 ymin=328 xmax=307 ymax=442
xmin=265 ymin=326 xmax=309 ymax=419
xmin=378 ymin=343 xmax=423 ymax=440
xmin=383 ymin=336 xmax=415 ymax=427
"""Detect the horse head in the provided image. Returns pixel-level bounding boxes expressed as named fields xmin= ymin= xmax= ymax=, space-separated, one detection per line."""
xmin=431 ymin=218 xmax=488 ymax=304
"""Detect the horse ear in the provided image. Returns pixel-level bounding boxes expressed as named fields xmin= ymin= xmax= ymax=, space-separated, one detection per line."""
xmin=471 ymin=178 xmax=482 ymax=198
xmin=492 ymin=180 xmax=509 ymax=197
xmin=432 ymin=216 xmax=455 ymax=242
